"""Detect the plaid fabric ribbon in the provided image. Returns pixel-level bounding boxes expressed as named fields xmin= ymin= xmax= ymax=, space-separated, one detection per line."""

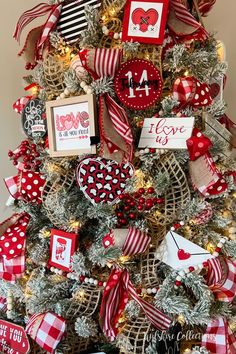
xmin=80 ymin=48 xmax=133 ymax=162
xmin=202 ymin=317 xmax=236 ymax=354
xmin=0 ymin=213 xmax=30 ymax=282
xmin=168 ymin=0 xmax=209 ymax=40
xmin=100 ymin=267 xmax=172 ymax=341
xmin=205 ymin=257 xmax=236 ymax=302
xmin=26 ymin=312 xmax=66 ymax=353
xmin=13 ymin=3 xmax=62 ymax=67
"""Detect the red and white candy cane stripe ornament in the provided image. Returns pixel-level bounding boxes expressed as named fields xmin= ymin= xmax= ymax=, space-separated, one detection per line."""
xmin=102 ymin=227 xmax=151 ymax=256
xmin=173 ymin=76 xmax=212 ymax=108
xmin=100 ymin=266 xmax=172 ymax=341
xmin=79 ymin=48 xmax=133 ymax=162
xmin=202 ymin=317 xmax=236 ymax=354
xmin=0 ymin=213 xmax=30 ymax=260
xmin=26 ymin=312 xmax=66 ymax=354
xmin=205 ymin=257 xmax=236 ymax=302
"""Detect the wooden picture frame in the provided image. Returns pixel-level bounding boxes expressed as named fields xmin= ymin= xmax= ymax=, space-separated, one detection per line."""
xmin=46 ymin=94 xmax=97 ymax=157
xmin=49 ymin=229 xmax=78 ymax=272
xmin=122 ymin=0 xmax=169 ymax=45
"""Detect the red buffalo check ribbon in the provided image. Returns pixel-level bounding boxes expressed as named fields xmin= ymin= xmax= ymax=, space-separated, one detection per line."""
xmin=205 ymin=257 xmax=236 ymax=302
xmin=100 ymin=267 xmax=172 ymax=341
xmin=13 ymin=3 xmax=62 ymax=68
xmin=80 ymin=48 xmax=133 ymax=162
xmin=168 ymin=0 xmax=209 ymax=41
xmin=26 ymin=312 xmax=66 ymax=353
xmin=202 ymin=317 xmax=236 ymax=354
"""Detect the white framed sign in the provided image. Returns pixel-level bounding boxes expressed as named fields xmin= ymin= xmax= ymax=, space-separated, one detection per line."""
xmin=138 ymin=117 xmax=195 ymax=149
xmin=46 ymin=95 xmax=97 ymax=157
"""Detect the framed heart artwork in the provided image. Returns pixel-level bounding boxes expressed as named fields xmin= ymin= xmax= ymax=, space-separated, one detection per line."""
xmin=122 ymin=0 xmax=169 ymax=45
xmin=46 ymin=95 xmax=98 ymax=157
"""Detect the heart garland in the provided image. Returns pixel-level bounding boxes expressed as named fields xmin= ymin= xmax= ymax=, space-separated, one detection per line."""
xmin=76 ymin=157 xmax=134 ymax=205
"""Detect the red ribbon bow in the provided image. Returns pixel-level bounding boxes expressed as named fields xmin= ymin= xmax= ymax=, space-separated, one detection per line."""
xmin=79 ymin=48 xmax=133 ymax=162
xmin=202 ymin=317 xmax=236 ymax=354
xmin=13 ymin=3 xmax=62 ymax=68
xmin=100 ymin=267 xmax=172 ymax=341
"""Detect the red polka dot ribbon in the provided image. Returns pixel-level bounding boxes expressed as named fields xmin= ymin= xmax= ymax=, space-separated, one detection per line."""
xmin=100 ymin=267 xmax=172 ymax=341
xmin=19 ymin=170 xmax=46 ymax=204
xmin=0 ymin=214 xmax=30 ymax=260
xmin=173 ymin=76 xmax=212 ymax=109
xmin=186 ymin=128 xmax=212 ymax=161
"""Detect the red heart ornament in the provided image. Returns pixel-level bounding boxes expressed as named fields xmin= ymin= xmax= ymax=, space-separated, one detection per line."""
xmin=132 ymin=8 xmax=159 ymax=33
xmin=178 ymin=249 xmax=191 ymax=260
xmin=76 ymin=157 xmax=134 ymax=205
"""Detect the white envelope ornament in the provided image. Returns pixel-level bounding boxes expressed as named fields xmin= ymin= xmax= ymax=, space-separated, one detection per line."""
xmin=155 ymin=231 xmax=214 ymax=270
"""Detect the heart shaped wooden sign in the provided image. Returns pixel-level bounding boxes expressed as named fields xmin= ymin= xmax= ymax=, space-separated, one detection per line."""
xmin=76 ymin=157 xmax=134 ymax=205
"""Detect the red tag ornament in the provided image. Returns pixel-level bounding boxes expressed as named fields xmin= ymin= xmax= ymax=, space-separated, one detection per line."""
xmin=0 ymin=320 xmax=30 ymax=354
xmin=114 ymin=59 xmax=163 ymax=110
xmin=76 ymin=157 xmax=134 ymax=205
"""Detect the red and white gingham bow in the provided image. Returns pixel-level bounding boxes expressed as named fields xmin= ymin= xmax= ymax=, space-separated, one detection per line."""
xmin=80 ymin=48 xmax=133 ymax=162
xmin=13 ymin=3 xmax=62 ymax=68
xmin=100 ymin=267 xmax=172 ymax=341
xmin=26 ymin=312 xmax=66 ymax=353
xmin=202 ymin=317 xmax=236 ymax=354
xmin=205 ymin=257 xmax=236 ymax=302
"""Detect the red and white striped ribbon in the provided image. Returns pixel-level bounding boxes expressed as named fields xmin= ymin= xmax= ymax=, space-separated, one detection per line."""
xmin=198 ymin=0 xmax=216 ymax=16
xmin=122 ymin=227 xmax=151 ymax=256
xmin=0 ymin=298 xmax=7 ymax=312
xmin=169 ymin=0 xmax=208 ymax=37
xmin=94 ymin=48 xmax=122 ymax=79
xmin=100 ymin=267 xmax=172 ymax=341
xmin=206 ymin=257 xmax=236 ymax=302
xmin=38 ymin=4 xmax=63 ymax=48
xmin=13 ymin=3 xmax=55 ymax=42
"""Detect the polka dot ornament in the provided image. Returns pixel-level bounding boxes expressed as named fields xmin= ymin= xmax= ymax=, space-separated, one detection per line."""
xmin=173 ymin=76 xmax=213 ymax=108
xmin=186 ymin=128 xmax=212 ymax=161
xmin=19 ymin=170 xmax=46 ymax=204
xmin=0 ymin=213 xmax=30 ymax=260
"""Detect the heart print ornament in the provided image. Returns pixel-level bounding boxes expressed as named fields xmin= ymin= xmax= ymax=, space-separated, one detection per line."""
xmin=132 ymin=8 xmax=159 ymax=32
xmin=76 ymin=157 xmax=134 ymax=205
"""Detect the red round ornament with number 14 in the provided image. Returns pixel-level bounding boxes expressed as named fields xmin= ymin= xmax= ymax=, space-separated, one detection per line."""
xmin=114 ymin=59 xmax=163 ymax=110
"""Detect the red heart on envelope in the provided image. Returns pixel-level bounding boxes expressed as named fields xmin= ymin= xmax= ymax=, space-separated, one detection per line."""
xmin=178 ymin=249 xmax=191 ymax=260
xmin=132 ymin=8 xmax=159 ymax=32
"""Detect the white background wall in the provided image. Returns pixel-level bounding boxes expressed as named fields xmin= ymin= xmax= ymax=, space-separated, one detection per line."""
xmin=0 ymin=0 xmax=235 ymax=219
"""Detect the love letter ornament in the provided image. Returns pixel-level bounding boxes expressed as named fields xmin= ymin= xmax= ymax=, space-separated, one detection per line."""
xmin=76 ymin=157 xmax=134 ymax=205
xmin=155 ymin=230 xmax=214 ymax=270
xmin=114 ymin=59 xmax=163 ymax=110
xmin=122 ymin=0 xmax=169 ymax=44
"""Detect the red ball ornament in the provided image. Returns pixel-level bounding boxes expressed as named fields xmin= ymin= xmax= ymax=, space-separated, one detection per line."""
xmin=8 ymin=150 xmax=14 ymax=157
xmin=119 ymin=194 xmax=125 ymax=200
xmin=189 ymin=266 xmax=195 ymax=272
xmin=147 ymin=187 xmax=154 ymax=194
xmin=120 ymin=218 xmax=128 ymax=226
xmin=13 ymin=160 xmax=18 ymax=166
xmin=138 ymin=197 xmax=146 ymax=204
xmin=138 ymin=188 xmax=145 ymax=195
xmin=98 ymin=281 xmax=103 ymax=287
xmin=130 ymin=201 xmax=136 ymax=207
xmin=137 ymin=204 xmax=143 ymax=211
xmin=175 ymin=280 xmax=182 ymax=286
xmin=129 ymin=212 xmax=136 ymax=220
xmin=114 ymin=59 xmax=163 ymax=110
xmin=79 ymin=275 xmax=85 ymax=282
xmin=149 ymin=148 xmax=156 ymax=154
xmin=203 ymin=261 xmax=209 ymax=268
xmin=215 ymin=247 xmax=221 ymax=253
xmin=124 ymin=205 xmax=131 ymax=211
xmin=116 ymin=212 xmax=124 ymax=218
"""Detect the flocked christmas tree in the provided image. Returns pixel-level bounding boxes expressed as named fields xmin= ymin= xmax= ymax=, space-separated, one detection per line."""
xmin=1 ymin=0 xmax=236 ymax=353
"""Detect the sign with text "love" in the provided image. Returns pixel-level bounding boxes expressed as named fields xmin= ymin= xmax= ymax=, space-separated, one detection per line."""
xmin=138 ymin=117 xmax=195 ymax=149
